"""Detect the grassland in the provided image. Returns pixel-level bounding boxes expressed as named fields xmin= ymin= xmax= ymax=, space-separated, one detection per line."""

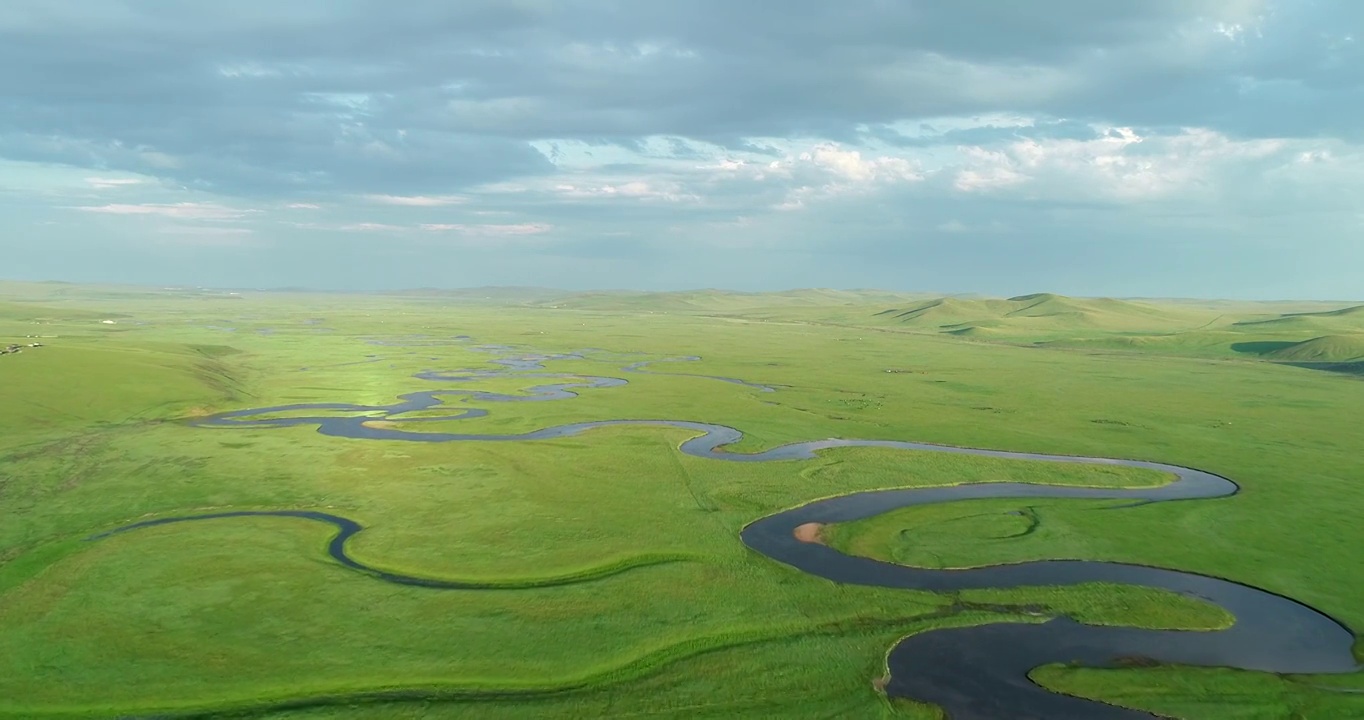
xmin=0 ymin=281 xmax=1362 ymax=718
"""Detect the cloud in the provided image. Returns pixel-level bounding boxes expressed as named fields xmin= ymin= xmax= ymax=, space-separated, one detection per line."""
xmin=706 ymin=141 xmax=925 ymax=210
xmin=337 ymin=222 xmax=402 ymax=232
xmin=75 ymin=202 xmax=250 ymax=220
xmin=949 ymin=126 xmax=1291 ymax=201
xmin=6 ymin=1 xmax=1364 ymax=298
xmin=936 ymin=219 xmax=1009 ymax=234
xmin=952 ymin=144 xmax=1033 ymax=192
xmin=804 ymin=145 xmax=922 ymax=184
xmin=551 ymin=180 xmax=697 ymax=202
xmin=85 ymin=177 xmax=145 ymax=189
xmin=364 ymin=194 xmax=468 ymax=206
xmin=418 ymin=222 xmax=552 ymax=235
xmin=158 ymin=225 xmax=253 ymax=235
xmin=284 ymin=220 xmax=552 ymax=236
xmin=1 ymin=0 xmax=1333 ymax=201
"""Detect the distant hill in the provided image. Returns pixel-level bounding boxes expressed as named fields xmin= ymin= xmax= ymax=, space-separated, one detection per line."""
xmin=532 ymin=288 xmax=934 ymax=313
xmin=945 ymin=325 xmax=1004 ymax=339
xmin=530 ymin=290 xmax=726 ymax=312
xmin=1287 ymin=305 xmax=1364 ymax=319
xmin=871 ymin=293 xmax=1212 ymax=335
xmin=1265 ymin=335 xmax=1364 ymax=363
xmin=369 ymin=287 xmax=936 ymax=312
xmin=391 ymin=286 xmax=571 ymax=304
xmin=1233 ymin=305 xmax=1364 ymax=334
xmin=0 ymin=300 xmax=117 ymax=322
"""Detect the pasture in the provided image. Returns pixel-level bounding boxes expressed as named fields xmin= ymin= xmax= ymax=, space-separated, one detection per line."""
xmin=1 ymin=282 xmax=1361 ymax=718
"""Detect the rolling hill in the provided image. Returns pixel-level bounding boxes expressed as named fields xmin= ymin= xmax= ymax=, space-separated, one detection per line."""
xmin=1232 ymin=305 xmax=1364 ymax=334
xmin=0 ymin=300 xmax=118 ymax=322
xmin=871 ymin=293 xmax=1217 ymax=336
xmin=530 ymin=288 xmax=934 ymax=314
xmin=1265 ymin=335 xmax=1364 ymax=363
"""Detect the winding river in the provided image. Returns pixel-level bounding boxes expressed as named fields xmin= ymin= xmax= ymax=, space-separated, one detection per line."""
xmin=99 ymin=345 xmax=1359 ymax=719
xmin=88 ymin=510 xmax=684 ymax=590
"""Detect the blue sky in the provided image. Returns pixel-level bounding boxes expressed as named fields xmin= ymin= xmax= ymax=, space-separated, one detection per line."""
xmin=2 ymin=1 xmax=1361 ymax=299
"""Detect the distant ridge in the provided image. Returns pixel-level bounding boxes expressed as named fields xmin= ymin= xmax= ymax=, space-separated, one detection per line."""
xmin=529 ymin=288 xmax=936 ymax=312
xmin=1265 ymin=335 xmax=1364 ymax=363
xmin=1284 ymin=305 xmax=1364 ymax=318
xmin=392 ymin=286 xmax=571 ymax=303
xmin=871 ymin=293 xmax=1205 ymax=334
xmin=0 ymin=300 xmax=116 ymax=322
xmin=1233 ymin=304 xmax=1364 ymax=333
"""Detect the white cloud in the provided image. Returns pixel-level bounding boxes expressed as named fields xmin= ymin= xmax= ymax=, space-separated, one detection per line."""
xmin=952 ymin=126 xmax=1292 ymax=200
xmin=282 ymin=220 xmax=400 ymax=232
xmin=339 ymin=222 xmax=402 ymax=232
xmin=701 ymin=141 xmax=926 ymax=211
xmin=936 ymin=219 xmax=1009 ymax=234
xmin=762 ymin=143 xmax=925 ymax=210
xmin=363 ymin=194 xmax=468 ymax=206
xmin=285 ymin=202 xmax=322 ymax=209
xmin=75 ymin=202 xmax=250 ymax=220
xmin=157 ymin=226 xmax=253 ymax=236
xmin=84 ymin=177 xmax=145 ymax=189
xmin=552 ymin=180 xmax=697 ymax=202
xmin=283 ymin=220 xmax=552 ymax=236
xmin=1214 ymin=22 xmax=1246 ymax=41
xmin=419 ymin=222 xmax=553 ymax=235
xmin=805 ymin=145 xmax=923 ymax=184
xmin=216 ymin=62 xmax=312 ymax=79
xmin=954 ymin=147 xmax=1029 ymax=191
xmin=872 ymin=113 xmax=1038 ymax=142
xmin=775 ymin=186 xmax=817 ymax=212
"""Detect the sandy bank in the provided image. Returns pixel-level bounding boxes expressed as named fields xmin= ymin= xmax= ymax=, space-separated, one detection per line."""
xmin=793 ymin=522 xmax=825 ymax=544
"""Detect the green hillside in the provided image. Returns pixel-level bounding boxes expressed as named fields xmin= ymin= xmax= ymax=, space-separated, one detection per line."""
xmin=875 ymin=297 xmax=1015 ymax=326
xmin=0 ymin=342 xmax=234 ymax=443
xmin=871 ymin=293 xmax=1215 ymax=336
xmin=537 ymin=288 xmax=931 ymax=314
xmin=1266 ymin=335 xmax=1364 ymax=363
xmin=393 ymin=286 xmax=570 ymax=304
xmin=0 ymin=300 xmax=116 ymax=323
xmin=1232 ymin=305 xmax=1364 ymax=334
xmin=1290 ymin=305 xmax=1364 ymax=319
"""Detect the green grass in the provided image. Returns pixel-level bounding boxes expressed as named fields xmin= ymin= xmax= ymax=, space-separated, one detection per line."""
xmin=0 ymin=298 xmax=118 ymax=322
xmin=1030 ymin=665 xmax=1364 ymax=719
xmin=1264 ymin=335 xmax=1364 ymax=363
xmin=0 ymin=344 xmax=230 ymax=441
xmin=0 ymin=280 xmax=1361 ymax=718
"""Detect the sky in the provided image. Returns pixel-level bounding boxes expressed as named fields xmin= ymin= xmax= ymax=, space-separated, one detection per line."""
xmin=1 ymin=1 xmax=1361 ymax=299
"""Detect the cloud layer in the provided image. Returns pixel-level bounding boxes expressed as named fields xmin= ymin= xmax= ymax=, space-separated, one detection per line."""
xmin=2 ymin=1 xmax=1361 ymax=298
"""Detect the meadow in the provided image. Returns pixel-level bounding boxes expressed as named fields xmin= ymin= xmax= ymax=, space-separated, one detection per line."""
xmin=1 ymin=281 xmax=1361 ymax=719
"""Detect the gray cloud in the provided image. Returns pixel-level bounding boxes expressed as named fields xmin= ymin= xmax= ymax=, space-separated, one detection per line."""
xmin=1 ymin=1 xmax=1362 ymax=298
xmin=6 ymin=0 xmax=1356 ymax=194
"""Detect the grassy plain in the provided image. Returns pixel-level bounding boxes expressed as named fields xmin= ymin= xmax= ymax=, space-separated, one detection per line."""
xmin=0 ymin=282 xmax=1362 ymax=718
